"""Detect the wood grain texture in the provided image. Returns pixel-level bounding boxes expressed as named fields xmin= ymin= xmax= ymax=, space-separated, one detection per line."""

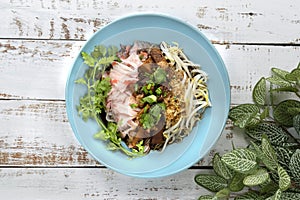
xmin=0 ymin=100 xmax=96 ymax=166
xmin=0 ymin=168 xmax=210 ymax=199
xmin=0 ymin=100 xmax=248 ymax=166
xmin=0 ymin=39 xmax=299 ymax=103
xmin=0 ymin=39 xmax=83 ymax=100
xmin=1 ymin=0 xmax=299 ymax=43
xmin=1 ymin=1 xmax=300 ymax=198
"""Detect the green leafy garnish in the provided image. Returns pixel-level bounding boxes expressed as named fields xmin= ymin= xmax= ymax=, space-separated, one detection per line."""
xmin=142 ymin=95 xmax=157 ymax=104
xmin=155 ymin=87 xmax=162 ymax=95
xmin=130 ymin=103 xmax=138 ymax=109
xmin=149 ymin=67 xmax=167 ymax=84
xmin=76 ymin=45 xmax=145 ymax=158
xmin=195 ymin=63 xmax=300 ymax=199
xmin=140 ymin=104 xmax=165 ymax=129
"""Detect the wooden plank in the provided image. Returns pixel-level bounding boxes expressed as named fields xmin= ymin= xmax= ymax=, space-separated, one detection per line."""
xmin=0 ymin=39 xmax=83 ymax=100
xmin=1 ymin=0 xmax=300 ymax=43
xmin=0 ymin=100 xmax=97 ymax=166
xmin=0 ymin=39 xmax=299 ymax=103
xmin=0 ymin=168 xmax=210 ymax=199
xmin=0 ymin=99 xmax=249 ymax=166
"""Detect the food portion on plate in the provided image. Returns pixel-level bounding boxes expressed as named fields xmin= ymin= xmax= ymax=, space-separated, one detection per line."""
xmin=75 ymin=40 xmax=211 ymax=157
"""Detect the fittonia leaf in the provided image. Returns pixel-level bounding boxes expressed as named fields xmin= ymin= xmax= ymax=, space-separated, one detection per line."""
xmin=253 ymin=77 xmax=267 ymax=106
xmin=194 ymin=174 xmax=227 ymax=192
xmin=271 ymin=68 xmax=290 ymax=80
xmin=289 ymin=149 xmax=300 ymax=182
xmin=261 ymin=134 xmax=278 ymax=171
xmin=273 ymin=100 xmax=300 ymax=127
xmin=213 ymin=153 xmax=234 ymax=180
xmin=278 ymin=165 xmax=291 ymax=191
xmin=243 ymin=168 xmax=269 ymax=186
xmin=294 ymin=114 xmax=300 ymax=135
xmin=228 ymin=104 xmax=260 ymax=128
xmin=245 ymin=123 xmax=289 ymax=146
xmin=221 ymin=148 xmax=257 ymax=174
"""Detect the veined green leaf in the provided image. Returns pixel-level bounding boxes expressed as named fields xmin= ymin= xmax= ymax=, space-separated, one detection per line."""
xmin=229 ymin=173 xmax=245 ymax=192
xmin=278 ymin=165 xmax=291 ymax=191
xmin=294 ymin=114 xmax=300 ymax=135
xmin=221 ymin=148 xmax=257 ymax=174
xmin=194 ymin=174 xmax=227 ymax=192
xmin=285 ymin=68 xmax=300 ymax=81
xmin=213 ymin=153 xmax=234 ymax=180
xmin=251 ymin=139 xmax=278 ymax=171
xmin=250 ymin=141 xmax=263 ymax=160
xmin=274 ymin=146 xmax=292 ymax=169
xmin=289 ymin=149 xmax=300 ymax=182
xmin=245 ymin=123 xmax=289 ymax=145
xmin=274 ymin=189 xmax=282 ymax=200
xmin=271 ymin=68 xmax=290 ymax=80
xmin=244 ymin=117 xmax=261 ymax=127
xmin=234 ymin=191 xmax=260 ymax=200
xmin=280 ymin=192 xmax=300 ymax=200
xmin=266 ymin=76 xmax=291 ymax=87
xmin=274 ymin=100 xmax=300 ymax=127
xmin=243 ymin=168 xmax=269 ymax=186
xmin=229 ymin=104 xmax=260 ymax=128
xmin=253 ymin=77 xmax=267 ymax=106
xmin=261 ymin=134 xmax=278 ymax=171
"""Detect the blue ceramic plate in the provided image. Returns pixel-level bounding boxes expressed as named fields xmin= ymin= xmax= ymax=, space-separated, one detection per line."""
xmin=65 ymin=13 xmax=230 ymax=177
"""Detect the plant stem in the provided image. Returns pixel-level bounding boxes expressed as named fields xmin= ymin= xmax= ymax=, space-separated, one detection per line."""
xmin=93 ymin=113 xmax=108 ymax=132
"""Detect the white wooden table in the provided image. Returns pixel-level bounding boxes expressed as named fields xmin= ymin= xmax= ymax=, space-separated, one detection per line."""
xmin=0 ymin=0 xmax=299 ymax=199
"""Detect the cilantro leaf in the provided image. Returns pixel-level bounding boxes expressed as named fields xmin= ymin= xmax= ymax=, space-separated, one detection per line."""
xmin=91 ymin=45 xmax=107 ymax=59
xmin=150 ymin=68 xmax=167 ymax=84
xmin=81 ymin=52 xmax=96 ymax=67
xmin=94 ymin=77 xmax=112 ymax=114
xmin=140 ymin=104 xmax=165 ymax=129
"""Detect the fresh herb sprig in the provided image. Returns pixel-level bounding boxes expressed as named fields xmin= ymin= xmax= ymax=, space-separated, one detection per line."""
xmin=75 ymin=45 xmax=145 ymax=158
xmin=195 ymin=63 xmax=300 ymax=199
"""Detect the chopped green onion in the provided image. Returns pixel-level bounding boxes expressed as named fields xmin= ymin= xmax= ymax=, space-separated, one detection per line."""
xmin=130 ymin=103 xmax=138 ymax=109
xmin=142 ymin=95 xmax=157 ymax=104
xmin=155 ymin=87 xmax=162 ymax=95
xmin=142 ymin=86 xmax=148 ymax=94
